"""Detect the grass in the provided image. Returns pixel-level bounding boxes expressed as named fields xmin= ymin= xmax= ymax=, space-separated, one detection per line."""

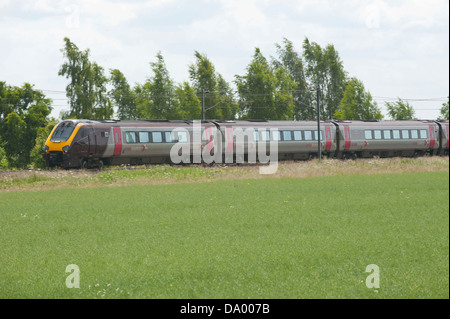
xmin=0 ymin=171 xmax=448 ymax=299
xmin=0 ymin=157 xmax=448 ymax=192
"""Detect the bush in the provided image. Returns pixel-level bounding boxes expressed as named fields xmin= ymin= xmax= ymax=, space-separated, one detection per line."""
xmin=29 ymin=122 xmax=56 ymax=169
xmin=0 ymin=146 xmax=8 ymax=170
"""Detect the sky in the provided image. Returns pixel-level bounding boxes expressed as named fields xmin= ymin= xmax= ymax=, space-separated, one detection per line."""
xmin=0 ymin=0 xmax=448 ymax=120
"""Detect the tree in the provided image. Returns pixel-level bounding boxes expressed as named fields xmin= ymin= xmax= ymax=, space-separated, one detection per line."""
xmin=0 ymin=82 xmax=52 ymax=168
xmin=235 ymin=48 xmax=296 ymax=120
xmin=274 ymin=38 xmax=314 ymax=120
xmin=58 ymin=37 xmax=112 ymax=119
xmin=438 ymin=101 xmax=449 ymax=120
xmin=2 ymin=112 xmax=27 ymax=167
xmin=145 ymin=52 xmax=177 ymax=120
xmin=335 ymin=78 xmax=383 ymax=121
xmin=189 ymin=51 xmax=235 ymax=120
xmin=134 ymin=82 xmax=152 ymax=119
xmin=109 ymin=69 xmax=138 ymax=120
xmin=0 ymin=143 xmax=8 ymax=169
xmin=303 ymin=38 xmax=347 ymax=119
xmin=385 ymin=98 xmax=416 ymax=120
xmin=173 ymin=82 xmax=202 ymax=119
xmin=29 ymin=120 xmax=57 ymax=169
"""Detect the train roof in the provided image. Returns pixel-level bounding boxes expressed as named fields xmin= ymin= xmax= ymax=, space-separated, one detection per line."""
xmin=60 ymin=119 xmax=447 ymax=128
xmin=332 ymin=120 xmax=439 ymax=127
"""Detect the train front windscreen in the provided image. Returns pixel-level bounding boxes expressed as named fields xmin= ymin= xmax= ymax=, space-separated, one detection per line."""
xmin=50 ymin=122 xmax=76 ymax=142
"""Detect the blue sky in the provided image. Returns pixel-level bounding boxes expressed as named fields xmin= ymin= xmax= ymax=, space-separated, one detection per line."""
xmin=0 ymin=0 xmax=448 ymax=119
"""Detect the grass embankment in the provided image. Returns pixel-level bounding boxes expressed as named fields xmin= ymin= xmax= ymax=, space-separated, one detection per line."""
xmin=0 ymin=157 xmax=448 ymax=192
xmin=0 ymin=170 xmax=448 ymax=298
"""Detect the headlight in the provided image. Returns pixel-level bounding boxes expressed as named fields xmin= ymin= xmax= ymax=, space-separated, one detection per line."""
xmin=62 ymin=145 xmax=70 ymax=153
xmin=43 ymin=145 xmax=49 ymax=153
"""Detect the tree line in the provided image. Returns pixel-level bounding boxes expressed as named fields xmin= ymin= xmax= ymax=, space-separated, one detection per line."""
xmin=0 ymin=37 xmax=448 ymax=169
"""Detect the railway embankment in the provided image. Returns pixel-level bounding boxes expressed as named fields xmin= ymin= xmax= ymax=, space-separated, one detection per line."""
xmin=0 ymin=157 xmax=448 ymax=192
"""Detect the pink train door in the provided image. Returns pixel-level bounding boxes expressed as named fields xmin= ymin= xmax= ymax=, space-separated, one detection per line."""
xmin=226 ymin=127 xmax=234 ymax=153
xmin=113 ymin=127 xmax=122 ymax=156
xmin=429 ymin=126 xmax=436 ymax=149
xmin=344 ymin=126 xmax=351 ymax=150
xmin=325 ymin=126 xmax=332 ymax=151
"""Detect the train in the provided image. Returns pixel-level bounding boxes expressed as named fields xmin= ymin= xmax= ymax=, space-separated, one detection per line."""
xmin=43 ymin=119 xmax=449 ymax=169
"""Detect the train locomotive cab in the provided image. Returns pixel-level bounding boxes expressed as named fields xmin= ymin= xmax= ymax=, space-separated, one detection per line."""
xmin=43 ymin=120 xmax=80 ymax=167
xmin=43 ymin=120 xmax=102 ymax=168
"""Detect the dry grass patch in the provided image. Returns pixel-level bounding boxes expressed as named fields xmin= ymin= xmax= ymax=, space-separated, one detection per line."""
xmin=0 ymin=157 xmax=448 ymax=192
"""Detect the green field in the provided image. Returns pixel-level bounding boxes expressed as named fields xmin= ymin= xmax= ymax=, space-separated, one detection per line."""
xmin=0 ymin=171 xmax=448 ymax=298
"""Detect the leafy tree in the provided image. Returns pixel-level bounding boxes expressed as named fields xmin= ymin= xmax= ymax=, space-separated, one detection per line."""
xmin=29 ymin=120 xmax=57 ymax=169
xmin=385 ymin=98 xmax=417 ymax=120
xmin=334 ymin=78 xmax=383 ymax=121
xmin=58 ymin=37 xmax=112 ymax=119
xmin=134 ymin=82 xmax=152 ymax=119
xmin=2 ymin=112 xmax=27 ymax=167
xmin=0 ymin=143 xmax=8 ymax=169
xmin=145 ymin=52 xmax=177 ymax=120
xmin=0 ymin=82 xmax=52 ymax=168
xmin=438 ymin=101 xmax=449 ymax=120
xmin=173 ymin=82 xmax=202 ymax=119
xmin=303 ymin=38 xmax=347 ymax=119
xmin=189 ymin=51 xmax=235 ymax=120
xmin=235 ymin=48 xmax=296 ymax=120
xmin=109 ymin=69 xmax=138 ymax=120
xmin=274 ymin=38 xmax=314 ymax=120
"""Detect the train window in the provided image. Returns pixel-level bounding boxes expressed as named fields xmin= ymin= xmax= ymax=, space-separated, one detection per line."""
xmin=393 ymin=130 xmax=401 ymax=139
xmin=293 ymin=131 xmax=302 ymax=141
xmin=177 ymin=132 xmax=188 ymax=143
xmin=374 ymin=130 xmax=382 ymax=140
xmin=262 ymin=131 xmax=270 ymax=142
xmin=165 ymin=132 xmax=173 ymax=143
xmin=126 ymin=132 xmax=137 ymax=143
xmin=365 ymin=130 xmax=373 ymax=140
xmin=283 ymin=131 xmax=292 ymax=141
xmin=50 ymin=123 xmax=75 ymax=142
xmin=402 ymin=130 xmax=410 ymax=139
xmin=152 ymin=132 xmax=163 ymax=143
xmin=420 ymin=130 xmax=428 ymax=139
xmin=272 ymin=131 xmax=281 ymax=141
xmin=314 ymin=131 xmax=323 ymax=141
xmin=383 ymin=130 xmax=391 ymax=140
xmin=253 ymin=131 xmax=259 ymax=142
xmin=304 ymin=131 xmax=313 ymax=141
xmin=101 ymin=131 xmax=109 ymax=138
xmin=411 ymin=130 xmax=419 ymax=139
xmin=139 ymin=132 xmax=150 ymax=143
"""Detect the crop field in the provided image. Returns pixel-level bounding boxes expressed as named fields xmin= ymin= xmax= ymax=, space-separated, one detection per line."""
xmin=0 ymin=158 xmax=448 ymax=299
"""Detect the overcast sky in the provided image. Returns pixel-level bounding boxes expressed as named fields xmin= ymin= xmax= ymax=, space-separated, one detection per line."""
xmin=0 ymin=0 xmax=448 ymax=120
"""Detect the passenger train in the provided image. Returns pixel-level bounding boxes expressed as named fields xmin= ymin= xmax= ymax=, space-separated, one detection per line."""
xmin=43 ymin=119 xmax=449 ymax=169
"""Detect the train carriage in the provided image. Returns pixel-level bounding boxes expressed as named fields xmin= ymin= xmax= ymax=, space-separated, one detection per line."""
xmin=215 ymin=120 xmax=338 ymax=162
xmin=333 ymin=120 xmax=441 ymax=159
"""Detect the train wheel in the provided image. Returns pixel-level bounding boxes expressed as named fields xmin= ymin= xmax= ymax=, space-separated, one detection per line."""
xmin=98 ymin=160 xmax=104 ymax=170
xmin=81 ymin=160 xmax=88 ymax=170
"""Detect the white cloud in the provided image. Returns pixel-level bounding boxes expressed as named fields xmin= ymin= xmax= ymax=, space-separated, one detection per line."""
xmin=0 ymin=0 xmax=448 ymax=119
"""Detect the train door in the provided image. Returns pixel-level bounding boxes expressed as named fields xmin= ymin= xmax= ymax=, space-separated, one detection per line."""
xmin=344 ymin=126 xmax=351 ymax=150
xmin=325 ymin=126 xmax=332 ymax=151
xmin=113 ymin=127 xmax=122 ymax=156
xmin=429 ymin=125 xmax=436 ymax=149
xmin=87 ymin=128 xmax=97 ymax=157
